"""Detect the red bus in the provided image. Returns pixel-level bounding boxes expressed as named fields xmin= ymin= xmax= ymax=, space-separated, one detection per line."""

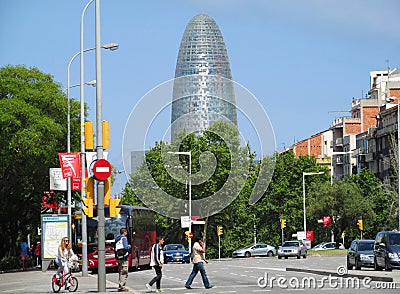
xmin=74 ymin=205 xmax=156 ymax=272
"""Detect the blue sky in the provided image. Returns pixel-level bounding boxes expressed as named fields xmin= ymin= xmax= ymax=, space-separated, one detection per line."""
xmin=2 ymin=0 xmax=400 ymax=193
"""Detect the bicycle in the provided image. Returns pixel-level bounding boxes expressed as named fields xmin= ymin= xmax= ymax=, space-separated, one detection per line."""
xmin=51 ymin=258 xmax=79 ymax=292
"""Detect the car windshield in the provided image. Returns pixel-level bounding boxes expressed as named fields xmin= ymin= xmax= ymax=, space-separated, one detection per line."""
xmin=164 ymin=244 xmax=185 ymax=251
xmin=358 ymin=242 xmax=374 ymax=251
xmin=388 ymin=234 xmax=400 ymax=245
xmin=283 ymin=242 xmax=299 ymax=247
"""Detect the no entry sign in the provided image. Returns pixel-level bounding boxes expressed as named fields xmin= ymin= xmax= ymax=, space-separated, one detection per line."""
xmin=92 ymin=159 xmax=112 ymax=181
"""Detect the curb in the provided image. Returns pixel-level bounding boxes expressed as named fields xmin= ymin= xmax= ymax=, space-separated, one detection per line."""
xmin=286 ymin=267 xmax=394 ymax=282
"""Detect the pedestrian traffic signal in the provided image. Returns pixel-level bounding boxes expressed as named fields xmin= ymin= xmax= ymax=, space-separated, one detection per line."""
xmin=109 ymin=198 xmax=121 ymax=218
xmin=323 ymin=216 xmax=332 ymax=227
xmin=84 ymin=121 xmax=94 ymax=150
xmin=281 ymin=219 xmax=286 ymax=229
xmin=185 ymin=231 xmax=190 ymax=241
xmin=357 ymin=219 xmax=363 ymax=231
xmin=217 ymin=226 xmax=223 ymax=236
xmin=82 ymin=198 xmax=93 ymax=218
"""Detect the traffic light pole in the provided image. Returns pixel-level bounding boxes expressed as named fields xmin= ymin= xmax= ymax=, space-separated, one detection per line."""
xmin=95 ymin=0 xmax=106 ymax=291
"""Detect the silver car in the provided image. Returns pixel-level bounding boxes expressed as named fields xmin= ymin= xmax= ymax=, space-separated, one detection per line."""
xmin=232 ymin=243 xmax=276 ymax=258
xmin=278 ymin=241 xmax=307 ymax=259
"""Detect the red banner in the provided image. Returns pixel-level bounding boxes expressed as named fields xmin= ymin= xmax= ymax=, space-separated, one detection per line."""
xmin=58 ymin=152 xmax=81 ymax=180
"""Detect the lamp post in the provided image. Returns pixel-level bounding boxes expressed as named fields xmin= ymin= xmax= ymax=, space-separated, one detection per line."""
xmin=385 ymin=96 xmax=400 ymax=231
xmin=330 ymin=151 xmax=353 ymax=185
xmin=168 ymin=151 xmax=192 ymax=253
xmin=67 ymin=43 xmax=117 ymax=277
xmin=78 ymin=0 xmax=119 ymax=280
xmin=302 ymin=172 xmax=324 ymax=234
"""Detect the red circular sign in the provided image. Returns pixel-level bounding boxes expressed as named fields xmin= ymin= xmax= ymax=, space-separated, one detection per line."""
xmin=92 ymin=159 xmax=112 ymax=181
xmin=188 ymin=232 xmax=194 ymax=238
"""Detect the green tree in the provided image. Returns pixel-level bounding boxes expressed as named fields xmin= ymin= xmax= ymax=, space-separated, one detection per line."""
xmin=307 ymin=180 xmax=375 ymax=246
xmin=0 ymin=65 xmax=80 ymax=258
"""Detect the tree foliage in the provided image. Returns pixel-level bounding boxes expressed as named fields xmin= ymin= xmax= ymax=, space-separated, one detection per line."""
xmin=0 ymin=65 xmax=80 ymax=258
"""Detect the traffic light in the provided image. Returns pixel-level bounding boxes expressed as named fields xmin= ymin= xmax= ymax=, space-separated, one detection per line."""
xmin=217 ymin=226 xmax=223 ymax=236
xmin=84 ymin=121 xmax=94 ymax=150
xmin=281 ymin=219 xmax=286 ymax=229
xmin=84 ymin=177 xmax=95 ymax=200
xmin=357 ymin=219 xmax=363 ymax=231
xmin=185 ymin=231 xmax=190 ymax=241
xmin=82 ymin=198 xmax=93 ymax=218
xmin=104 ymin=178 xmax=111 ymax=205
xmin=109 ymin=198 xmax=121 ymax=218
xmin=102 ymin=121 xmax=110 ymax=150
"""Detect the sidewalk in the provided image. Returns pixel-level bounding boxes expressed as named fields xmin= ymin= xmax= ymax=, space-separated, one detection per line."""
xmin=0 ymin=268 xmax=141 ymax=293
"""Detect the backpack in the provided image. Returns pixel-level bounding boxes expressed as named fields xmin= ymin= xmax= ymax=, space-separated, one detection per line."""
xmin=115 ymin=237 xmax=128 ymax=260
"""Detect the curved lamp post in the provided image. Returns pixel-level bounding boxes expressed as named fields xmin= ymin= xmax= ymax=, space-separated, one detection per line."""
xmin=302 ymin=171 xmax=324 ymax=234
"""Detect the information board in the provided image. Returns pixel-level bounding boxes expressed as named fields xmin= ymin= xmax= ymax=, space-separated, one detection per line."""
xmin=41 ymin=215 xmax=69 ymax=259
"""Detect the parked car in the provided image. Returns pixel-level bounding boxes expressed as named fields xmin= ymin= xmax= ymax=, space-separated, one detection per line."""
xmin=88 ymin=246 xmax=119 ymax=272
xmin=232 ymin=243 xmax=276 ymax=258
xmin=163 ymin=244 xmax=190 ymax=263
xmin=310 ymin=242 xmax=345 ymax=251
xmin=278 ymin=240 xmax=307 ymax=259
xmin=374 ymin=231 xmax=400 ymax=271
xmin=347 ymin=239 xmax=374 ymax=270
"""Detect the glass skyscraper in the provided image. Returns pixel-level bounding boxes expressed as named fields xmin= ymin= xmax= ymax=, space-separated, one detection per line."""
xmin=171 ymin=14 xmax=237 ymax=140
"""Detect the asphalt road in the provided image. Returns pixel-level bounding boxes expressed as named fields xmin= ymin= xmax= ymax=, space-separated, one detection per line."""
xmin=1 ymin=256 xmax=400 ymax=293
xmin=105 ymin=255 xmax=400 ymax=293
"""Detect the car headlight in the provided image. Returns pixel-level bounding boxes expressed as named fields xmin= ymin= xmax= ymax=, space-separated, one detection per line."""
xmin=278 ymin=249 xmax=283 ymax=253
xmin=165 ymin=254 xmax=172 ymax=257
xmin=388 ymin=252 xmax=396 ymax=259
xmin=184 ymin=254 xmax=190 ymax=257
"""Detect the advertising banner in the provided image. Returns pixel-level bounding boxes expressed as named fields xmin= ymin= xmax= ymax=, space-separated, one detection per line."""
xmin=58 ymin=152 xmax=81 ymax=179
xmin=49 ymin=168 xmax=67 ymax=191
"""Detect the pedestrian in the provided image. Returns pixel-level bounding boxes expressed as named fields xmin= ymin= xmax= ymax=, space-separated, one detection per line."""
xmin=35 ymin=241 xmax=41 ymax=267
xmin=55 ymin=237 xmax=75 ymax=289
xmin=146 ymin=236 xmax=165 ymax=293
xmin=115 ymin=228 xmax=131 ymax=292
xmin=20 ymin=239 xmax=29 ymax=271
xmin=185 ymin=237 xmax=213 ymax=289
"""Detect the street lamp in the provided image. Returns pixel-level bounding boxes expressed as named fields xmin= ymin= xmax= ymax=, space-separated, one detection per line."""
xmin=66 ymin=43 xmax=117 ymax=256
xmin=386 ymin=96 xmax=400 ymax=231
xmin=302 ymin=171 xmax=324 ymax=233
xmin=168 ymin=151 xmax=192 ymax=253
xmin=330 ymin=151 xmax=353 ymax=185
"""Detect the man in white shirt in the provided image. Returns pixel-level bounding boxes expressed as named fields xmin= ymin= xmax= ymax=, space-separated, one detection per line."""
xmin=185 ymin=237 xmax=213 ymax=289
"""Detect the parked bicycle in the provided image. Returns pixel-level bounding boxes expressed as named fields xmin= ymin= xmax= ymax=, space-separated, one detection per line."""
xmin=51 ymin=258 xmax=79 ymax=292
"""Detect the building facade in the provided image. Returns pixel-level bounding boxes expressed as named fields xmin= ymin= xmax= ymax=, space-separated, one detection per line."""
xmin=171 ymin=14 xmax=237 ymax=140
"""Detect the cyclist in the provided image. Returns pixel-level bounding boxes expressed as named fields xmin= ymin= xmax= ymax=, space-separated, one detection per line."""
xmin=55 ymin=237 xmax=75 ymax=289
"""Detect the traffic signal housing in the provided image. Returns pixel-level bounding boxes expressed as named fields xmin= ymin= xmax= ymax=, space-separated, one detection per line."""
xmin=185 ymin=231 xmax=190 ymax=241
xmin=104 ymin=178 xmax=111 ymax=205
xmin=217 ymin=226 xmax=223 ymax=236
xmin=84 ymin=177 xmax=95 ymax=200
xmin=109 ymin=198 xmax=121 ymax=218
xmin=82 ymin=198 xmax=93 ymax=218
xmin=357 ymin=219 xmax=363 ymax=231
xmin=84 ymin=121 xmax=94 ymax=150
xmin=281 ymin=219 xmax=286 ymax=229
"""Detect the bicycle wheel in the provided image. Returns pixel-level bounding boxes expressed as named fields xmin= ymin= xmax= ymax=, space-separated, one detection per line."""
xmin=51 ymin=274 xmax=61 ymax=293
xmin=68 ymin=277 xmax=78 ymax=292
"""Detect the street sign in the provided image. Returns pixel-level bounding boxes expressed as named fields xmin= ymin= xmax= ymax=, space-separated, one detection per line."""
xmin=92 ymin=159 xmax=112 ymax=181
xmin=188 ymin=232 xmax=194 ymax=238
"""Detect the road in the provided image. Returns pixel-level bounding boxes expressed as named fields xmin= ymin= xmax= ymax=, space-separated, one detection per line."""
xmin=1 ymin=256 xmax=399 ymax=293
xmin=106 ymin=255 xmax=400 ymax=293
